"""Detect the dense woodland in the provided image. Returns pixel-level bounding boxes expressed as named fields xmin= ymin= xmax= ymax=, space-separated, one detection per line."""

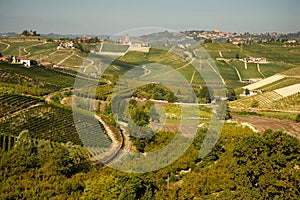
xmin=1 ymin=127 xmax=299 ymax=199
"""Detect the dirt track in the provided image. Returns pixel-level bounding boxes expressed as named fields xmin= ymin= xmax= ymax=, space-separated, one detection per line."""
xmin=232 ymin=114 xmax=300 ymax=140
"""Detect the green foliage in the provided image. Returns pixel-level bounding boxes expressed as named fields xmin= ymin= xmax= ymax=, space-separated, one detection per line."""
xmin=250 ymin=99 xmax=259 ymax=108
xmin=21 ymin=30 xmax=40 ymax=36
xmin=296 ymin=114 xmax=300 ymax=122
xmin=231 ymin=131 xmax=300 ymax=199
xmin=0 ymin=62 xmax=76 ymax=96
xmin=133 ymin=83 xmax=177 ymax=102
xmin=226 ymin=87 xmax=236 ymax=101
xmin=0 ymin=125 xmax=299 ymax=199
xmin=0 ymin=139 xmax=90 ymax=199
xmin=197 ymin=86 xmax=212 ymax=103
xmin=51 ymin=92 xmax=63 ymax=104
xmin=204 ymin=38 xmax=213 ymax=43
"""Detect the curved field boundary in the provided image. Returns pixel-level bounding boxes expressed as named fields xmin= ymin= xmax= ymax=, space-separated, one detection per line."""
xmin=0 ymin=41 xmax=11 ymax=52
xmin=224 ymin=60 xmax=242 ymax=82
xmin=274 ymin=83 xmax=300 ymax=97
xmin=243 ymin=74 xmax=285 ymax=90
xmin=23 ymin=43 xmax=46 ymax=56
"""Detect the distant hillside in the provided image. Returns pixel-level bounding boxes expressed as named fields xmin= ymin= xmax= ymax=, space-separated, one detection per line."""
xmin=40 ymin=33 xmax=108 ymax=39
xmin=0 ymin=32 xmax=107 ymax=39
xmin=138 ymin=31 xmax=196 ymax=46
xmin=0 ymin=32 xmax=18 ymax=38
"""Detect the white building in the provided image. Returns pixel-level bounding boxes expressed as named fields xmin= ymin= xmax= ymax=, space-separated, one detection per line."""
xmin=15 ymin=56 xmax=31 ymax=67
xmin=20 ymin=58 xmax=31 ymax=67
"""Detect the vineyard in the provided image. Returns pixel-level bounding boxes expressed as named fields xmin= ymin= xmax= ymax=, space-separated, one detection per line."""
xmin=242 ymin=43 xmax=300 ymax=66
xmin=230 ymin=91 xmax=283 ymax=109
xmin=0 ymin=63 xmax=78 ymax=95
xmin=263 ymin=93 xmax=300 ymax=111
xmin=0 ymin=94 xmax=112 ymax=150
xmin=1 ymin=40 xmax=42 ymax=56
xmin=202 ymin=42 xmax=247 ymax=59
xmin=215 ymin=60 xmax=246 ymax=88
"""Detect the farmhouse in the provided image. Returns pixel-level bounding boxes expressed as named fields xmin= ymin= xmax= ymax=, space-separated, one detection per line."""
xmin=19 ymin=57 xmax=31 ymax=66
xmin=245 ymin=57 xmax=268 ymax=63
xmin=12 ymin=56 xmax=31 ymax=66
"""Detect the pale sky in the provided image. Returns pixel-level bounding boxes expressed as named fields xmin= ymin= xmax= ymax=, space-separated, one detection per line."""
xmin=0 ymin=0 xmax=299 ymax=35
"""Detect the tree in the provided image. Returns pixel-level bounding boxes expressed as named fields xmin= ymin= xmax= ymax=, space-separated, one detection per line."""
xmin=0 ymin=52 xmax=3 ymax=57
xmin=244 ymin=88 xmax=250 ymax=96
xmin=232 ymin=131 xmax=300 ymax=199
xmin=199 ymin=86 xmax=212 ymax=103
xmin=47 ymin=38 xmax=54 ymax=42
xmin=204 ymin=38 xmax=213 ymax=43
xmin=149 ymin=106 xmax=160 ymax=122
xmin=227 ymin=87 xmax=236 ymax=101
xmin=21 ymin=30 xmax=28 ymax=36
xmin=295 ymin=114 xmax=300 ymax=122
xmin=250 ymin=100 xmax=259 ymax=108
xmin=30 ymin=59 xmax=38 ymax=66
xmin=235 ymin=53 xmax=240 ymax=60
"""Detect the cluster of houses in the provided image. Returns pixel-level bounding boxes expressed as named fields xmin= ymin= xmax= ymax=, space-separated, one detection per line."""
xmin=57 ymin=41 xmax=75 ymax=50
xmin=122 ymin=34 xmax=150 ymax=53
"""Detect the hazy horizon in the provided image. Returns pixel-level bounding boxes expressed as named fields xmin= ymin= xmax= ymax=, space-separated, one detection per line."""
xmin=0 ymin=0 xmax=299 ymax=35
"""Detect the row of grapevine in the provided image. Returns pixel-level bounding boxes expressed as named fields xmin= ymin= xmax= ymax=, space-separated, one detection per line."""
xmin=264 ymin=93 xmax=300 ymax=111
xmin=0 ymin=94 xmax=43 ymax=118
xmin=0 ymin=133 xmax=16 ymax=151
xmin=0 ymin=94 xmax=111 ymax=149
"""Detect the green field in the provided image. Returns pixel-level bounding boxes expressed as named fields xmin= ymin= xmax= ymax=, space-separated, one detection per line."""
xmin=202 ymin=42 xmax=247 ymax=59
xmin=61 ymin=54 xmax=85 ymax=67
xmin=242 ymin=43 xmax=300 ymax=66
xmin=0 ymin=43 xmax=9 ymax=51
xmin=230 ymin=60 xmax=263 ymax=79
xmin=1 ymin=40 xmax=42 ymax=56
xmin=26 ymin=42 xmax=58 ymax=55
xmin=258 ymin=62 xmax=292 ymax=77
xmin=0 ymin=63 xmax=77 ymax=95
xmin=202 ymin=42 xmax=300 ymax=87
xmin=101 ymin=43 xmax=129 ymax=52
xmin=215 ymin=60 xmax=246 ymax=88
xmin=81 ymin=43 xmax=97 ymax=52
xmin=45 ymin=50 xmax=73 ymax=64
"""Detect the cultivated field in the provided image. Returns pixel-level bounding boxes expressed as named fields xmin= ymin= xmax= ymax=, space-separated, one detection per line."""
xmin=232 ymin=114 xmax=300 ymax=139
xmin=242 ymin=74 xmax=285 ymax=90
xmin=274 ymin=83 xmax=300 ymax=97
